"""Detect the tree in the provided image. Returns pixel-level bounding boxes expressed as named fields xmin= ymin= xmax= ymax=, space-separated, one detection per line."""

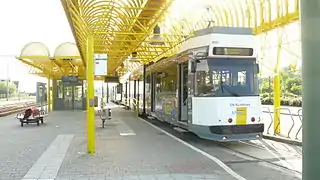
xmin=286 ymin=77 xmax=302 ymax=96
xmin=259 ymin=66 xmax=302 ymax=106
xmin=0 ymin=81 xmax=17 ymax=96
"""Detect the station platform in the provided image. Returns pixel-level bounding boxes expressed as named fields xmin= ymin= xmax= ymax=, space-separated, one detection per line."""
xmin=0 ymin=104 xmax=301 ymax=180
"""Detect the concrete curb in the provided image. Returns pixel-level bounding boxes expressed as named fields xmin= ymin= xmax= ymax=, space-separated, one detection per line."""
xmin=263 ymin=134 xmax=302 ymax=146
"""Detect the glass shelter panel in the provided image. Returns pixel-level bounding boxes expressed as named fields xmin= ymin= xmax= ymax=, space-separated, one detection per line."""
xmin=53 ymin=79 xmax=85 ymax=110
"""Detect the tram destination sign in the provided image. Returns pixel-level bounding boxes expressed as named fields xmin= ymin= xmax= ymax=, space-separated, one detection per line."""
xmin=104 ymin=76 xmax=120 ymax=83
xmin=62 ymin=75 xmax=79 ymax=85
xmin=213 ymin=47 xmax=253 ymax=56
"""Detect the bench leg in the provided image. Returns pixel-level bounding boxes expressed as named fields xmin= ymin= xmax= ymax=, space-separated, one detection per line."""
xmin=37 ymin=121 xmax=40 ymax=126
xmin=21 ymin=122 xmax=23 ymax=127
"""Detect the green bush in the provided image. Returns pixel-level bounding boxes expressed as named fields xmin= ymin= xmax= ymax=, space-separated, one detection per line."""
xmin=289 ymin=98 xmax=302 ymax=107
xmin=280 ymin=98 xmax=287 ymax=105
xmin=282 ymin=92 xmax=297 ymax=98
xmin=260 ymin=95 xmax=273 ymax=105
xmin=260 ymin=96 xmax=302 ymax=107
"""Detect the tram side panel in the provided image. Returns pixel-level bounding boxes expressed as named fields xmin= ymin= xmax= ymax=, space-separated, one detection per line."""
xmin=129 ymin=80 xmax=133 ymax=109
xmin=145 ymin=74 xmax=152 ymax=115
xmin=136 ymin=80 xmax=143 ymax=114
xmin=114 ymin=83 xmax=122 ymax=104
xmin=153 ymin=65 xmax=179 ymax=123
xmin=120 ymin=82 xmax=125 ymax=105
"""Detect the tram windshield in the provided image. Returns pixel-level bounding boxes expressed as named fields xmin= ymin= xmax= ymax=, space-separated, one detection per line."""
xmin=195 ymin=58 xmax=259 ymax=97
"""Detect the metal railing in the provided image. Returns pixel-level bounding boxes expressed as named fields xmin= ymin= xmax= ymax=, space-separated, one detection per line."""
xmin=262 ymin=107 xmax=302 ymax=141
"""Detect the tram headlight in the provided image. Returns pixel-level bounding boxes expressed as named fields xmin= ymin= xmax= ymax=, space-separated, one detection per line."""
xmin=251 ymin=117 xmax=255 ymax=122
xmin=222 ymin=136 xmax=227 ymax=140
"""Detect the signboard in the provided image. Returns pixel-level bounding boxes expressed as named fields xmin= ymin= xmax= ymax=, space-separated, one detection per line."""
xmin=94 ymin=54 xmax=107 ymax=76
xmin=62 ymin=76 xmax=78 ymax=83
xmin=62 ymin=76 xmax=81 ymax=85
xmin=104 ymin=76 xmax=120 ymax=83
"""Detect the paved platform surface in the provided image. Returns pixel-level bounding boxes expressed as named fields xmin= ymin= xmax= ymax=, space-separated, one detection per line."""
xmin=57 ymin=106 xmax=235 ymax=180
xmin=0 ymin=104 xmax=301 ymax=180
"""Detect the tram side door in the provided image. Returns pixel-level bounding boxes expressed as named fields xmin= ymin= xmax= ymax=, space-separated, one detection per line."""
xmin=179 ymin=62 xmax=188 ymax=122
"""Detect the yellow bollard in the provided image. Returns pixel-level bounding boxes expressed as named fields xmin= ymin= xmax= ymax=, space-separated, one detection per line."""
xmin=273 ymin=74 xmax=281 ymax=134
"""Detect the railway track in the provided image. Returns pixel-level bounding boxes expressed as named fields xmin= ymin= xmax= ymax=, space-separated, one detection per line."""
xmin=0 ymin=101 xmax=37 ymax=117
xmin=218 ymin=141 xmax=302 ymax=178
xmin=141 ymin=115 xmax=302 ymax=180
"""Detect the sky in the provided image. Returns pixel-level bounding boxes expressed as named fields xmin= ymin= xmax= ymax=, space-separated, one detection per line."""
xmin=0 ymin=0 xmax=301 ymax=92
xmin=0 ymin=0 xmax=75 ymax=92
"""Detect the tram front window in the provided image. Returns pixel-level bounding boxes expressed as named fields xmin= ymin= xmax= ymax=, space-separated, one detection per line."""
xmin=195 ymin=58 xmax=259 ymax=97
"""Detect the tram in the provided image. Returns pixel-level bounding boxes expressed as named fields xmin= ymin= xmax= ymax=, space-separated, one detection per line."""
xmin=118 ymin=26 xmax=264 ymax=142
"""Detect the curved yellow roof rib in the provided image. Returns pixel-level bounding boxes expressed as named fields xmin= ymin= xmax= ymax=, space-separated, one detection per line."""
xmin=17 ymin=0 xmax=300 ymax=79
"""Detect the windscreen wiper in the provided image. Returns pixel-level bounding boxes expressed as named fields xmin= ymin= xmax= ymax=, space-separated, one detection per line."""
xmin=220 ymin=81 xmax=239 ymax=97
xmin=220 ymin=80 xmax=224 ymax=93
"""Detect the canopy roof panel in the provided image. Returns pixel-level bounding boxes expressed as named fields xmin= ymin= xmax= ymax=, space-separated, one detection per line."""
xmin=54 ymin=42 xmax=81 ymax=57
xmin=20 ymin=42 xmax=50 ymax=57
xmin=18 ymin=42 xmax=86 ymax=79
xmin=17 ymin=0 xmax=299 ymax=79
xmin=61 ymin=0 xmax=299 ymax=77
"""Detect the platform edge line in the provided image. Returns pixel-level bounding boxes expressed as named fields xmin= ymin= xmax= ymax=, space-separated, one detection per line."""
xmin=138 ymin=118 xmax=247 ymax=180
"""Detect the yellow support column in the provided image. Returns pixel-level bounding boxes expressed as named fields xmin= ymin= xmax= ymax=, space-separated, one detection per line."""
xmin=86 ymin=36 xmax=95 ymax=154
xmin=273 ymin=74 xmax=281 ymax=134
xmin=47 ymin=77 xmax=51 ymax=112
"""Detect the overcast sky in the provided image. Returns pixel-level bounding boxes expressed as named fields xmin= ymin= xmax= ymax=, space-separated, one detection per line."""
xmin=0 ymin=0 xmax=301 ymax=92
xmin=0 ymin=0 xmax=74 ymax=92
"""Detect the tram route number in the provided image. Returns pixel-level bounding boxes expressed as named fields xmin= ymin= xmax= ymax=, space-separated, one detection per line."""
xmin=232 ymin=110 xmax=244 ymax=115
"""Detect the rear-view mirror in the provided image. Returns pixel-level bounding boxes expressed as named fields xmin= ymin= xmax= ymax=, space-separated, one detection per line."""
xmin=195 ymin=52 xmax=207 ymax=61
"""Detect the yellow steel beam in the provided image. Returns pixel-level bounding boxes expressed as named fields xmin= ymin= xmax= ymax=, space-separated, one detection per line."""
xmin=61 ymin=0 xmax=179 ymax=76
xmin=58 ymin=0 xmax=300 ymax=79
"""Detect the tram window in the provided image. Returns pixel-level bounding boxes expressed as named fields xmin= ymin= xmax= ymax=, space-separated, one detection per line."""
xmin=160 ymin=79 xmax=175 ymax=92
xmin=196 ymin=67 xmax=257 ymax=96
xmin=237 ymin=71 xmax=246 ymax=85
xmin=158 ymin=66 xmax=177 ymax=93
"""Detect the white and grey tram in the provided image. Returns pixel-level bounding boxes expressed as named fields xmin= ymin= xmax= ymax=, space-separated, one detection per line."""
xmin=116 ymin=26 xmax=264 ymax=142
